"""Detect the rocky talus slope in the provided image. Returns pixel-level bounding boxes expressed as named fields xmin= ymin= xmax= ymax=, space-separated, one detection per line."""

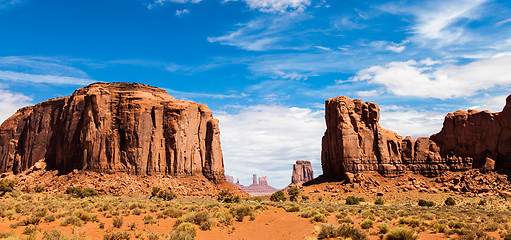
xmin=0 ymin=82 xmax=224 ymax=182
xmin=321 ymin=95 xmax=511 ymax=181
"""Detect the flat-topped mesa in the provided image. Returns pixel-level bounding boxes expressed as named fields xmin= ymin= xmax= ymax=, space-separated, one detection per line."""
xmin=291 ymin=160 xmax=314 ymax=185
xmin=320 ymin=95 xmax=500 ymax=180
xmin=0 ymin=82 xmax=225 ymax=181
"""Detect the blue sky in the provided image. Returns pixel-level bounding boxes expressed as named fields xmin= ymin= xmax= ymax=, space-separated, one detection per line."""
xmin=1 ymin=0 xmax=511 ymax=188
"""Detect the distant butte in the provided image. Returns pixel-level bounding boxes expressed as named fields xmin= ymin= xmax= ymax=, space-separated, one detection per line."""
xmin=226 ymin=174 xmax=279 ymax=196
xmin=321 ymin=95 xmax=511 ymax=182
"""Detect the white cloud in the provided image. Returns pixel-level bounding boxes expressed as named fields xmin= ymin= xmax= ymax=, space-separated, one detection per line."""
xmin=0 ymin=85 xmax=32 ymax=124
xmin=175 ymin=9 xmax=190 ymax=16
xmin=147 ymin=0 xmax=201 ymax=9
xmin=208 ymin=14 xmax=310 ymax=51
xmin=165 ymin=88 xmax=247 ymax=100
xmin=229 ymin=0 xmax=311 ymax=13
xmin=470 ymin=94 xmax=509 ymax=113
xmin=315 ymin=46 xmax=332 ymax=51
xmin=216 ymin=105 xmax=324 ymax=188
xmin=370 ymin=40 xmax=408 ymax=53
xmin=0 ymin=70 xmax=95 ymax=85
xmin=379 ymin=105 xmax=445 ymax=139
xmin=352 ymin=53 xmax=511 ymax=99
xmin=356 ymin=89 xmax=380 ymax=97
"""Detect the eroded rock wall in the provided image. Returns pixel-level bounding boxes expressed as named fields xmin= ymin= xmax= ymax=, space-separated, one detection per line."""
xmin=0 ymin=82 xmax=224 ymax=181
xmin=320 ymin=95 xmax=507 ymax=180
xmin=291 ymin=160 xmax=314 ymax=184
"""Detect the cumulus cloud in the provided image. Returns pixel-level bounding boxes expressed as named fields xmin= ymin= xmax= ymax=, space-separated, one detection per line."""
xmin=470 ymin=94 xmax=509 ymax=113
xmin=175 ymin=9 xmax=190 ymax=16
xmin=216 ymin=105 xmax=324 ymax=188
xmin=352 ymin=53 xmax=511 ymax=99
xmin=0 ymin=70 xmax=95 ymax=85
xmin=379 ymin=105 xmax=445 ymax=138
xmin=0 ymin=86 xmax=32 ymax=124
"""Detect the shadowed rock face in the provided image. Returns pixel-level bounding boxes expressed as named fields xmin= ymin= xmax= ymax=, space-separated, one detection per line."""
xmin=0 ymin=82 xmax=224 ymax=181
xmin=291 ymin=160 xmax=314 ymax=185
xmin=321 ymin=95 xmax=511 ymax=180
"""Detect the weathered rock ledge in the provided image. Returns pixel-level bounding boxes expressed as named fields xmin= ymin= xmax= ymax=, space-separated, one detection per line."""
xmin=321 ymin=95 xmax=511 ymax=181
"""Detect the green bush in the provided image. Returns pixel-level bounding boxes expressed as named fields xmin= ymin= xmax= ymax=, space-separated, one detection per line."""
xmin=311 ymin=214 xmax=328 ymax=223
xmin=287 ymin=187 xmax=300 ymax=202
xmin=163 ymin=207 xmax=183 ymax=218
xmin=478 ymin=199 xmax=487 ymax=206
xmin=216 ymin=190 xmax=240 ymax=203
xmin=318 ymin=223 xmax=368 ymax=240
xmin=103 ymin=232 xmax=130 ymax=240
xmin=65 ymin=186 xmax=98 ymax=198
xmin=216 ymin=211 xmax=234 ymax=226
xmin=113 ymin=217 xmax=123 ymax=228
xmin=74 ymin=210 xmax=98 ymax=222
xmin=385 ymin=228 xmax=418 ymax=240
xmin=345 ymin=196 xmax=365 ymax=205
xmin=360 ymin=219 xmax=373 ymax=229
xmin=168 ymin=222 xmax=196 ymax=240
xmin=379 ymin=223 xmax=390 ymax=234
xmin=60 ymin=216 xmax=82 ymax=227
xmin=230 ymin=205 xmax=255 ymax=222
xmin=284 ymin=204 xmax=300 ymax=212
xmin=445 ymin=197 xmax=456 ymax=206
xmin=270 ymin=191 xmax=286 ymax=202
xmin=0 ymin=179 xmax=18 ymax=195
xmin=375 ymin=197 xmax=384 ymax=205
xmin=418 ymin=199 xmax=435 ymax=207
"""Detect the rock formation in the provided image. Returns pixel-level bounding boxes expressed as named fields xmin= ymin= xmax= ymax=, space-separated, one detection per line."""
xmin=0 ymin=82 xmax=224 ymax=181
xmin=321 ymin=95 xmax=511 ymax=181
xmin=233 ymin=174 xmax=279 ymax=196
xmin=291 ymin=160 xmax=314 ymax=185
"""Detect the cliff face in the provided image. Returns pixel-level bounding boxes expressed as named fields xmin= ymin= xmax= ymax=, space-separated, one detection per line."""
xmin=291 ymin=160 xmax=314 ymax=185
xmin=320 ymin=95 xmax=511 ymax=180
xmin=0 ymin=82 xmax=224 ymax=181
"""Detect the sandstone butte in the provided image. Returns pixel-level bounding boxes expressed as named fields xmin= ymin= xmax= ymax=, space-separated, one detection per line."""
xmin=321 ymin=95 xmax=511 ymax=181
xmin=291 ymin=160 xmax=314 ymax=185
xmin=0 ymin=82 xmax=224 ymax=182
xmin=226 ymin=174 xmax=279 ymax=196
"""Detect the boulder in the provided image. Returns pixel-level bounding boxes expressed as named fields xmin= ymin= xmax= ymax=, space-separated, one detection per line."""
xmin=0 ymin=82 xmax=225 ymax=181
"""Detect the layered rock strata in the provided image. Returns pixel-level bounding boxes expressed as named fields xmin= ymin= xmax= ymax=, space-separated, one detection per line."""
xmin=321 ymin=95 xmax=511 ymax=180
xmin=0 ymin=82 xmax=224 ymax=181
xmin=291 ymin=160 xmax=314 ymax=185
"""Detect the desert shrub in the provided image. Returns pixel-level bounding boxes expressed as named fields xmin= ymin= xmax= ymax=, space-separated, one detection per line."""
xmin=375 ymin=197 xmax=384 ymax=205
xmin=398 ymin=216 xmax=423 ymax=228
xmin=445 ymin=197 xmax=456 ymax=206
xmin=299 ymin=208 xmax=319 ymax=218
xmin=501 ymin=231 xmax=511 ymax=240
xmin=302 ymin=195 xmax=310 ymax=201
xmin=360 ymin=219 xmax=373 ymax=229
xmin=447 ymin=220 xmax=464 ymax=229
xmin=311 ymin=214 xmax=328 ymax=223
xmin=157 ymin=189 xmax=177 ymax=201
xmin=177 ymin=212 xmax=213 ymax=230
xmin=163 ymin=207 xmax=183 ymax=218
xmin=0 ymin=179 xmax=18 ymax=195
xmin=478 ymin=199 xmax=487 ymax=206
xmin=34 ymin=185 xmax=45 ymax=193
xmin=65 ymin=186 xmax=98 ymax=198
xmin=270 ymin=191 xmax=286 ymax=202
xmin=143 ymin=215 xmax=157 ymax=225
xmin=216 ymin=211 xmax=234 ymax=226
xmin=23 ymin=225 xmax=40 ymax=235
xmin=42 ymin=229 xmax=67 ymax=240
xmin=230 ymin=205 xmax=255 ymax=222
xmin=336 ymin=212 xmax=354 ymax=224
xmin=418 ymin=199 xmax=435 ymax=207
xmin=60 ymin=216 xmax=82 ymax=227
xmin=318 ymin=223 xmax=368 ymax=240
xmin=151 ymin=187 xmax=161 ymax=198
xmin=146 ymin=233 xmax=159 ymax=240
xmin=287 ymin=187 xmax=300 ymax=202
xmin=168 ymin=222 xmax=196 ymax=240
xmin=345 ymin=196 xmax=365 ymax=205
xmin=0 ymin=231 xmax=14 ymax=238
xmin=74 ymin=210 xmax=98 ymax=222
xmin=127 ymin=222 xmax=137 ymax=231
xmin=284 ymin=204 xmax=300 ymax=212
xmin=113 ymin=217 xmax=123 ymax=228
xmin=19 ymin=216 xmax=42 ymax=226
xmin=431 ymin=223 xmax=446 ymax=233
xmin=103 ymin=232 xmax=130 ymax=240
xmin=379 ymin=223 xmax=390 ymax=234
xmin=216 ymin=190 xmax=240 ymax=203
xmin=385 ymin=228 xmax=418 ymax=240
xmin=34 ymin=208 xmax=48 ymax=218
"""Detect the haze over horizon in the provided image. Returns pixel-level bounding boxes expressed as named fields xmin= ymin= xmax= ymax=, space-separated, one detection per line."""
xmin=1 ymin=0 xmax=511 ymax=188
